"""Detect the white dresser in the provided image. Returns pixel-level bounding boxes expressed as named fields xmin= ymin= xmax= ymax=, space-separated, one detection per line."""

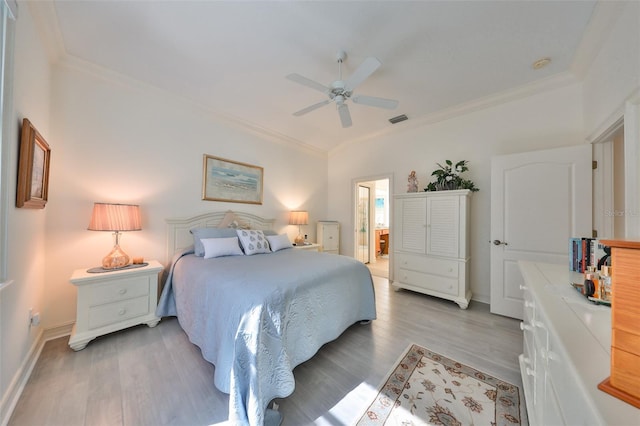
xmin=518 ymin=261 xmax=640 ymax=425
xmin=317 ymin=221 xmax=340 ymax=254
xmin=392 ymin=190 xmax=471 ymax=308
xmin=68 ymin=260 xmax=163 ymax=350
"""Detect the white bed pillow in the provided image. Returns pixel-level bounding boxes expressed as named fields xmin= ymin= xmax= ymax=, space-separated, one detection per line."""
xmin=191 ymin=227 xmax=238 ymax=256
xmin=201 ymin=237 xmax=244 ymax=259
xmin=266 ymin=234 xmax=293 ymax=252
xmin=236 ymin=229 xmax=271 ymax=255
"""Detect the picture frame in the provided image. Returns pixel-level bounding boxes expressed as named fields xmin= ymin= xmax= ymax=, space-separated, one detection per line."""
xmin=202 ymin=154 xmax=263 ymax=204
xmin=16 ymin=118 xmax=51 ymax=209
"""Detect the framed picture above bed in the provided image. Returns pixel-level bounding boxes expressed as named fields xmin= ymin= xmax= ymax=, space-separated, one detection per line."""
xmin=16 ymin=118 xmax=51 ymax=209
xmin=202 ymin=154 xmax=263 ymax=204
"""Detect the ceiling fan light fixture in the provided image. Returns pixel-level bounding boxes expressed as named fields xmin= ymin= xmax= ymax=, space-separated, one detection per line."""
xmin=286 ymin=50 xmax=399 ymax=128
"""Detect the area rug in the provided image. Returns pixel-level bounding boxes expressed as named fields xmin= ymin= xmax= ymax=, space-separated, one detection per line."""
xmin=357 ymin=344 xmax=522 ymax=426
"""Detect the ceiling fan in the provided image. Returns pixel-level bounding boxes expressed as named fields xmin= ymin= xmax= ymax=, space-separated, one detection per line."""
xmin=286 ymin=50 xmax=399 ymax=128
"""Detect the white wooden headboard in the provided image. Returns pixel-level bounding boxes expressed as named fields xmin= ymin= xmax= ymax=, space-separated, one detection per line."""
xmin=165 ymin=210 xmax=276 ymax=264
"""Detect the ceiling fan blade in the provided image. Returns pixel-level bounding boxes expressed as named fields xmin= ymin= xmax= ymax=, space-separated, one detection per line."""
xmin=344 ymin=57 xmax=381 ymax=92
xmin=286 ymin=73 xmax=330 ymax=94
xmin=292 ymin=99 xmax=331 ymax=116
xmin=352 ymin=95 xmax=399 ymax=110
xmin=337 ymin=103 xmax=352 ymax=128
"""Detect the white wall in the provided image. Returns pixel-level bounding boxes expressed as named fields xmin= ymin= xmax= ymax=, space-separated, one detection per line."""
xmin=583 ymin=1 xmax=640 ymax=138
xmin=43 ymin=62 xmax=329 ymax=328
xmin=582 ymin=1 xmax=640 ymax=238
xmin=1 ymin=3 xmax=50 ymax=420
xmin=328 ymin=83 xmax=585 ymax=303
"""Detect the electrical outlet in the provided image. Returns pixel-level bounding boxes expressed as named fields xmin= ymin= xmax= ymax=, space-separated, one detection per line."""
xmin=29 ymin=308 xmax=40 ymax=327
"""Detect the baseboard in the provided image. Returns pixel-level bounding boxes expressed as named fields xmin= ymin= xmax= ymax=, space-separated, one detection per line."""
xmin=0 ymin=322 xmax=73 ymax=426
xmin=0 ymin=328 xmax=44 ymax=426
xmin=42 ymin=321 xmax=74 ymax=342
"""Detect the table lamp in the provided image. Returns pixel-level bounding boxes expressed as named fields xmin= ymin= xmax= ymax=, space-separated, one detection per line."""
xmin=88 ymin=202 xmax=141 ymax=269
xmin=289 ymin=210 xmax=308 ymax=245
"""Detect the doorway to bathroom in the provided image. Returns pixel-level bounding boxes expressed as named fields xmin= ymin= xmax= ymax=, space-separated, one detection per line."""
xmin=353 ymin=175 xmax=391 ymax=279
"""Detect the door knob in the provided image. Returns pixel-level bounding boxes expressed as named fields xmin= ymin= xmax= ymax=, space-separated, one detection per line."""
xmin=492 ymin=239 xmax=508 ymax=246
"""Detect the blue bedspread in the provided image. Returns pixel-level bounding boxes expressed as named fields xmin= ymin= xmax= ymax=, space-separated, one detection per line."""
xmin=156 ymin=248 xmax=376 ymax=425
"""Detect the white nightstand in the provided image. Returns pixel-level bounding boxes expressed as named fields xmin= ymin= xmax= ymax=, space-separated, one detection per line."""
xmin=292 ymin=243 xmax=320 ymax=252
xmin=68 ymin=260 xmax=163 ymax=351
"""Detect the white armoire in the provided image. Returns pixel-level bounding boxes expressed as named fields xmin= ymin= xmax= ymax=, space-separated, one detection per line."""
xmin=317 ymin=221 xmax=340 ymax=254
xmin=393 ymin=190 xmax=471 ymax=308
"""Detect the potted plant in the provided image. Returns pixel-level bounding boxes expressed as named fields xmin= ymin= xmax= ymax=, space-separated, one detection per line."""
xmin=424 ymin=160 xmax=479 ymax=192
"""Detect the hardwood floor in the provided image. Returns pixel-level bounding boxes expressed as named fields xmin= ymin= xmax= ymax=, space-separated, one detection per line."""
xmin=9 ymin=276 xmax=526 ymax=426
xmin=366 ymin=256 xmax=388 ymax=279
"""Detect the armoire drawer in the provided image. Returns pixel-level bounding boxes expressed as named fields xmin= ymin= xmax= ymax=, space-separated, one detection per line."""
xmin=397 ymin=268 xmax=458 ymax=296
xmin=395 ymin=253 xmax=459 ymax=278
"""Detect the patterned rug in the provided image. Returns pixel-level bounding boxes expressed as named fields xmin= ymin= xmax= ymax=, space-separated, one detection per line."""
xmin=357 ymin=344 xmax=522 ymax=426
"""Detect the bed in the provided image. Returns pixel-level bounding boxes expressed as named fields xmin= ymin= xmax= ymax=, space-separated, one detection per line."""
xmin=156 ymin=211 xmax=376 ymax=425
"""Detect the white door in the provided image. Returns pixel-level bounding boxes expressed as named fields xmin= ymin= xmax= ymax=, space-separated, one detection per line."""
xmin=356 ymin=185 xmax=371 ymax=263
xmin=490 ymin=145 xmax=592 ymax=319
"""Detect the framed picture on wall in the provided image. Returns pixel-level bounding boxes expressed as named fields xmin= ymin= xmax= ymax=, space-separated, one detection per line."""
xmin=16 ymin=118 xmax=51 ymax=209
xmin=202 ymin=154 xmax=263 ymax=204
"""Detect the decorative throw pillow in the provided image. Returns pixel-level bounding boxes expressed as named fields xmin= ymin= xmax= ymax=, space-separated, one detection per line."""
xmin=201 ymin=237 xmax=244 ymax=259
xmin=236 ymin=229 xmax=271 ymax=255
xmin=266 ymin=234 xmax=293 ymax=252
xmin=190 ymin=228 xmax=238 ymax=256
xmin=218 ymin=211 xmax=250 ymax=230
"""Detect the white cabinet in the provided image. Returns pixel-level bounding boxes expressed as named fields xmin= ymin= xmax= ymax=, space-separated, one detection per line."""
xmin=392 ymin=190 xmax=471 ymax=308
xmin=68 ymin=260 xmax=163 ymax=350
xmin=518 ymin=262 xmax=640 ymax=425
xmin=317 ymin=221 xmax=340 ymax=254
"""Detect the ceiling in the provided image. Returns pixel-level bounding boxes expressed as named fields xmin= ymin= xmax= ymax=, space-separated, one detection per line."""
xmin=30 ymin=1 xmax=599 ymax=153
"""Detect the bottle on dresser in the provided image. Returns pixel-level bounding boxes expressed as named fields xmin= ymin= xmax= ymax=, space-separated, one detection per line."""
xmin=600 ymin=265 xmax=612 ymax=301
xmin=584 ymin=269 xmax=597 ymax=297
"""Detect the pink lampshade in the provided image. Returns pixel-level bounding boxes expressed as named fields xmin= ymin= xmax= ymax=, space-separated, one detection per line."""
xmin=88 ymin=203 xmax=141 ymax=269
xmin=88 ymin=203 xmax=142 ymax=232
xmin=289 ymin=211 xmax=308 ymax=226
xmin=289 ymin=210 xmax=308 ymax=245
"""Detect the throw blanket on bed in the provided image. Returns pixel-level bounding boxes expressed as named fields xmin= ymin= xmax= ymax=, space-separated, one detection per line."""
xmin=156 ymin=248 xmax=376 ymax=425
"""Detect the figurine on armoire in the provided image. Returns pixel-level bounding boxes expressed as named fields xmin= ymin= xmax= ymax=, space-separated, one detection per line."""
xmin=407 ymin=170 xmax=418 ymax=192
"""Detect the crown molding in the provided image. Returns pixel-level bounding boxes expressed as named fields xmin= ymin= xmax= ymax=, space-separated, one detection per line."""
xmin=570 ymin=1 xmax=627 ymax=79
xmin=330 ymin=71 xmax=579 ymax=157
xmin=26 ymin=1 xmax=66 ymax=63
xmin=55 ymin=53 xmax=327 ymax=159
xmin=25 ymin=2 xmax=326 ymax=158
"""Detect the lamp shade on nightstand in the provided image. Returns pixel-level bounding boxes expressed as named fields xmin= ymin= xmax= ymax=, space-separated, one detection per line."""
xmin=88 ymin=203 xmax=141 ymax=270
xmin=289 ymin=210 xmax=308 ymax=245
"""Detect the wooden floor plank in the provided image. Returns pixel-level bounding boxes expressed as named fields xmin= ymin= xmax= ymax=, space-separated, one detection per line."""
xmin=8 ymin=276 xmax=525 ymax=425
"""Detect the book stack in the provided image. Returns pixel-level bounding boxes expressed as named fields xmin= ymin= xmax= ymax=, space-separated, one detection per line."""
xmin=569 ymin=237 xmax=608 ymax=273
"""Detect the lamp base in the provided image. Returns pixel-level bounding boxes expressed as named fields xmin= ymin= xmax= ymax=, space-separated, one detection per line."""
xmin=102 ymin=244 xmax=130 ymax=269
xmin=294 ymin=234 xmax=305 ymax=245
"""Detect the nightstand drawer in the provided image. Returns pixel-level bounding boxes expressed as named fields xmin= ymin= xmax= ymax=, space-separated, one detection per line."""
xmin=89 ymin=296 xmax=150 ymax=329
xmin=90 ymin=276 xmax=150 ymax=306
